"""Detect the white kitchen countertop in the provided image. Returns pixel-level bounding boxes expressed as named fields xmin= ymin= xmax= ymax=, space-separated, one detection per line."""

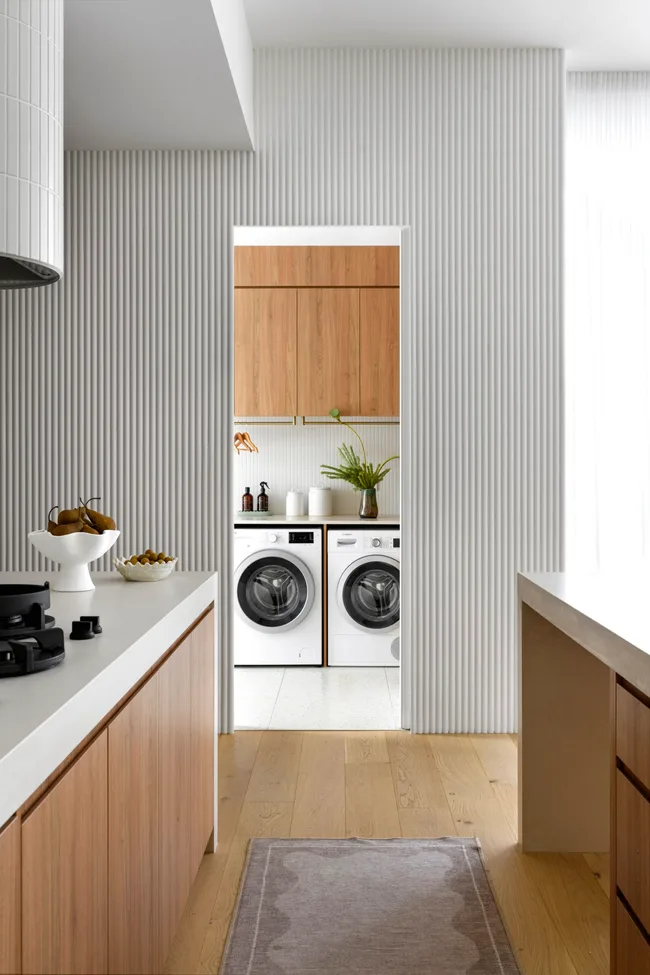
xmin=519 ymin=570 xmax=650 ymax=696
xmin=234 ymin=514 xmax=401 ymax=526
xmin=0 ymin=571 xmax=217 ymax=827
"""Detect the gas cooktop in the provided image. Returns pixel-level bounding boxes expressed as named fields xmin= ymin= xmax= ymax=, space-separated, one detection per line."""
xmin=0 ymin=583 xmax=65 ymax=677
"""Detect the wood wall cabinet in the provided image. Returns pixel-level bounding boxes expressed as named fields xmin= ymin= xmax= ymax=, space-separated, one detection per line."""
xmin=298 ymin=288 xmax=360 ymax=416
xmin=0 ymin=819 xmax=20 ymax=975
xmin=234 ymin=288 xmax=297 ymax=416
xmin=360 ymin=288 xmax=400 ymax=416
xmin=22 ymin=732 xmax=108 ymax=975
xmin=235 ymin=245 xmax=399 ymax=288
xmin=108 ymin=675 xmax=160 ymax=975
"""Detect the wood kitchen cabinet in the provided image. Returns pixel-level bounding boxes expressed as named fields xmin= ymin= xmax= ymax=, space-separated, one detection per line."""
xmin=0 ymin=818 xmax=19 ymax=975
xmin=108 ymin=675 xmax=160 ymax=975
xmin=234 ymin=288 xmax=297 ymax=416
xmin=360 ymin=288 xmax=400 ymax=416
xmin=190 ymin=613 xmax=216 ymax=875
xmin=22 ymin=732 xmax=108 ymax=975
xmin=235 ymin=245 xmax=399 ymax=287
xmin=298 ymin=288 xmax=360 ymax=416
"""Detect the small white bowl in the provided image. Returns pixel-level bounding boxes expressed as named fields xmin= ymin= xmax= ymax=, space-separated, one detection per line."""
xmin=29 ymin=529 xmax=121 ymax=592
xmin=113 ymin=557 xmax=178 ymax=582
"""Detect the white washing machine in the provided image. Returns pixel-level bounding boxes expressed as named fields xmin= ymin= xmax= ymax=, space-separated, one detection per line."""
xmin=234 ymin=526 xmax=323 ymax=665
xmin=328 ymin=527 xmax=400 ymax=666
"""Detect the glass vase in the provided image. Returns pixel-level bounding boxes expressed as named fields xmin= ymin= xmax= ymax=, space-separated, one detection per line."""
xmin=359 ymin=487 xmax=379 ymax=519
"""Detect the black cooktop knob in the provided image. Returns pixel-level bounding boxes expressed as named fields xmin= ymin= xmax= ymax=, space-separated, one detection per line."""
xmin=70 ymin=620 xmax=94 ymax=641
xmin=80 ymin=615 xmax=102 ymax=634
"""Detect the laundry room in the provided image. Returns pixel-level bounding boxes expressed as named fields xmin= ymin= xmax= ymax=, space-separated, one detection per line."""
xmin=232 ymin=227 xmax=402 ymax=731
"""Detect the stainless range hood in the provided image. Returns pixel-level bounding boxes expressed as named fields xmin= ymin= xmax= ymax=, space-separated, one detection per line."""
xmin=0 ymin=3 xmax=64 ymax=290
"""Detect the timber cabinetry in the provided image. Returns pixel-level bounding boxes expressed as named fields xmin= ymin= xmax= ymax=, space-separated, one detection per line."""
xmin=614 ymin=678 xmax=650 ymax=973
xmin=234 ymin=246 xmax=400 ymax=418
xmin=0 ymin=818 xmax=20 ymax=975
xmin=22 ymin=732 xmax=108 ymax=975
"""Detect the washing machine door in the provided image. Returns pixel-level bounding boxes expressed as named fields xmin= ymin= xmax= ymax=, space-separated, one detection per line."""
xmin=338 ymin=555 xmax=400 ymax=631
xmin=236 ymin=550 xmax=315 ymax=633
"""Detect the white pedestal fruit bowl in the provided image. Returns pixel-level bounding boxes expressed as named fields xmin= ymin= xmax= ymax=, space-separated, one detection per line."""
xmin=28 ymin=530 xmax=121 ymax=592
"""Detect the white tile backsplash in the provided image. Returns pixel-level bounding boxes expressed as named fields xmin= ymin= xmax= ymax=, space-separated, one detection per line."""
xmin=232 ymin=418 xmax=400 ymax=517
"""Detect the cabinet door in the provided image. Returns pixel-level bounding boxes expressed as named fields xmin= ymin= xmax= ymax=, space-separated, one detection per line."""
xmin=0 ymin=817 xmax=19 ymax=975
xmin=616 ymin=898 xmax=650 ymax=974
xmin=360 ymin=288 xmax=400 ymax=417
xmin=158 ymin=637 xmax=193 ymax=965
xmin=108 ymin=674 xmax=160 ymax=975
xmin=234 ymin=288 xmax=297 ymax=416
xmin=22 ymin=732 xmax=108 ymax=975
xmin=298 ymin=288 xmax=360 ymax=416
xmin=190 ymin=611 xmax=216 ymax=875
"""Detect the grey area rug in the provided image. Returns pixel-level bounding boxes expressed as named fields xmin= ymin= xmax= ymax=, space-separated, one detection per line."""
xmin=220 ymin=837 xmax=521 ymax=974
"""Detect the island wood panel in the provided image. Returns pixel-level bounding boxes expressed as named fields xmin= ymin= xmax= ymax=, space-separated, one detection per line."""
xmin=190 ymin=610 xmax=216 ymax=874
xmin=0 ymin=817 xmax=19 ymax=975
xmin=616 ymin=769 xmax=650 ymax=935
xmin=159 ymin=635 xmax=193 ymax=966
xmin=234 ymin=288 xmax=297 ymax=416
xmin=616 ymin=898 xmax=650 ymax=974
xmin=359 ymin=288 xmax=400 ymax=416
xmin=297 ymin=288 xmax=360 ymax=416
xmin=617 ymin=683 xmax=650 ymax=793
xmin=234 ymin=246 xmax=399 ymax=288
xmin=108 ymin=673 xmax=160 ymax=975
xmin=21 ymin=731 xmax=108 ymax=975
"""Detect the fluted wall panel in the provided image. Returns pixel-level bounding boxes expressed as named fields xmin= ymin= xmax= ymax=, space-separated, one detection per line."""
xmin=0 ymin=49 xmax=564 ymax=733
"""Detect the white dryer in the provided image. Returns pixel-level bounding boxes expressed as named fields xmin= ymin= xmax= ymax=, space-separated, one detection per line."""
xmin=328 ymin=527 xmax=400 ymax=666
xmin=234 ymin=526 xmax=323 ymax=665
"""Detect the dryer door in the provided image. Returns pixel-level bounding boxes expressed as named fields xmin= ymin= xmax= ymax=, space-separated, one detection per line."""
xmin=338 ymin=556 xmax=400 ymax=631
xmin=236 ymin=550 xmax=315 ymax=633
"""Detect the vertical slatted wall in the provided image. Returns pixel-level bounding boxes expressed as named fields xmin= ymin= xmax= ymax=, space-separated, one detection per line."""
xmin=0 ymin=49 xmax=564 ymax=732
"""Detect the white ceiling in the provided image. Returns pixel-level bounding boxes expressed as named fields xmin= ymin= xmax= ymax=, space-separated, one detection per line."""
xmin=242 ymin=0 xmax=650 ymax=70
xmin=64 ymin=0 xmax=254 ymax=150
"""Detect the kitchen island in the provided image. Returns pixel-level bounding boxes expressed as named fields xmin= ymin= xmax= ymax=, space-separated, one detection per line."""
xmin=519 ymin=571 xmax=650 ymax=973
xmin=0 ymin=571 xmax=217 ymax=975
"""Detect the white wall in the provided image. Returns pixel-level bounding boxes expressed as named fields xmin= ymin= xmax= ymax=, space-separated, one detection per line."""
xmin=0 ymin=49 xmax=564 ymax=733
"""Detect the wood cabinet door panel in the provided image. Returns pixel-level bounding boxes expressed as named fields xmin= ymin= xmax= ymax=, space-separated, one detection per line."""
xmin=617 ymin=770 xmax=650 ymax=934
xmin=108 ymin=674 xmax=160 ymax=975
xmin=298 ymin=288 xmax=360 ymax=416
xmin=360 ymin=288 xmax=400 ymax=416
xmin=0 ymin=817 xmax=19 ymax=975
xmin=235 ymin=246 xmax=399 ymax=287
xmin=234 ymin=288 xmax=297 ymax=416
xmin=190 ymin=611 xmax=216 ymax=875
xmin=22 ymin=732 xmax=108 ymax=975
xmin=616 ymin=897 xmax=650 ymax=974
xmin=159 ymin=637 xmax=192 ymax=965
xmin=617 ymin=684 xmax=650 ymax=793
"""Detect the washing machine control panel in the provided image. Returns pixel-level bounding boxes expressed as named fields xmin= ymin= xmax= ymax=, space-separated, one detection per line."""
xmin=363 ymin=534 xmax=399 ymax=550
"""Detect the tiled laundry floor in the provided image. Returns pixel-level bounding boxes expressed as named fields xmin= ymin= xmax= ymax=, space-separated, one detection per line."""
xmin=234 ymin=665 xmax=401 ymax=730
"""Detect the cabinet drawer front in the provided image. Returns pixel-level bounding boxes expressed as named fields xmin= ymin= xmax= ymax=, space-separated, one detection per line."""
xmin=617 ymin=770 xmax=650 ymax=933
xmin=617 ymin=897 xmax=650 ymax=974
xmin=617 ymin=684 xmax=650 ymax=791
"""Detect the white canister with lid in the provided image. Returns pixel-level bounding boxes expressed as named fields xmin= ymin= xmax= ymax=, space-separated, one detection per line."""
xmin=285 ymin=489 xmax=306 ymax=517
xmin=308 ymin=485 xmax=333 ymax=517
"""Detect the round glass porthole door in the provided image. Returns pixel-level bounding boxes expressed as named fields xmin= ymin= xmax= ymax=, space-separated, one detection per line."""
xmin=339 ymin=557 xmax=400 ymax=631
xmin=236 ymin=551 xmax=314 ymax=632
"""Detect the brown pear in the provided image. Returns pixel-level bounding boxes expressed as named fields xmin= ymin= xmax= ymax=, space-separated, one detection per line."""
xmin=81 ymin=525 xmax=100 ymax=535
xmin=58 ymin=508 xmax=80 ymax=525
xmin=50 ymin=521 xmax=83 ymax=536
xmin=47 ymin=505 xmax=59 ymax=533
xmin=83 ymin=497 xmax=116 ymax=532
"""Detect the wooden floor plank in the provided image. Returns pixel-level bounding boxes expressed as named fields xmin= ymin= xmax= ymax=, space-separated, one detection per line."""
xmin=471 ymin=734 xmax=518 ymax=831
xmin=291 ymin=733 xmax=345 ymax=837
xmin=398 ymin=807 xmax=456 ymax=838
xmin=245 ymin=731 xmax=303 ymax=802
xmin=583 ymin=853 xmax=610 ymax=899
xmin=344 ymin=731 xmax=389 ymax=764
xmin=386 ymin=730 xmax=452 ymax=813
xmin=345 ymin=762 xmax=401 ymax=838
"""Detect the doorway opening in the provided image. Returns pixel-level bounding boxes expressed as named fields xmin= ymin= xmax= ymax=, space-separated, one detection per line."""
xmin=230 ymin=225 xmax=408 ymax=732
